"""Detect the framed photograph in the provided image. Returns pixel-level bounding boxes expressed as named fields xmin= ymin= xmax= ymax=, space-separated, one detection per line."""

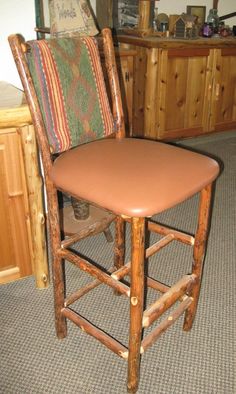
xmin=186 ymin=5 xmax=206 ymax=25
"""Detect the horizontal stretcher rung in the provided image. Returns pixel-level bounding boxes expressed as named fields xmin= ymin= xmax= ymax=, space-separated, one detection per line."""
xmin=141 ymin=296 xmax=193 ymax=354
xmin=111 ymin=234 xmax=174 ymax=280
xmin=61 ymin=307 xmax=128 ymax=359
xmin=143 ymin=274 xmax=197 ymax=328
xmin=65 ymin=266 xmax=117 ymax=307
xmin=147 ymin=221 xmax=195 ymax=246
xmin=146 ymin=277 xmax=170 ymax=293
xmin=124 ymin=217 xmax=194 ymax=246
xmin=61 ymin=219 xmax=114 ymax=248
xmin=59 ymin=249 xmax=130 ymax=297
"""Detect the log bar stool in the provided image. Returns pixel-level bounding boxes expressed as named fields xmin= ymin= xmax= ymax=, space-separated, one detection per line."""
xmin=9 ymin=29 xmax=219 ymax=393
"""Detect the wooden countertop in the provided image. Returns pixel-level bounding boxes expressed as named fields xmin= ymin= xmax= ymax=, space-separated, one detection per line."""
xmin=0 ymin=82 xmax=31 ymax=129
xmin=117 ymin=34 xmax=236 ymax=49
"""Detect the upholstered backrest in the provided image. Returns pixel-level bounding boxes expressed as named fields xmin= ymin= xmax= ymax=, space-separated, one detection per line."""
xmin=27 ymin=37 xmax=114 ymax=153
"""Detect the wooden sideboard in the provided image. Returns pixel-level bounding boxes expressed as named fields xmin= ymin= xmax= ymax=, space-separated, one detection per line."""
xmin=0 ymin=82 xmax=49 ymax=287
xmin=100 ymin=47 xmax=136 ymax=135
xmin=117 ymin=35 xmax=236 ymax=140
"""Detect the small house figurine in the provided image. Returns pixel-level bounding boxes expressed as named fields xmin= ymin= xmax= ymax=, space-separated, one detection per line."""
xmin=174 ymin=13 xmax=198 ymax=38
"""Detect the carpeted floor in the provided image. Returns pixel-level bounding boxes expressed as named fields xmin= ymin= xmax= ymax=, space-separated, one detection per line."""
xmin=0 ymin=131 xmax=235 ymax=394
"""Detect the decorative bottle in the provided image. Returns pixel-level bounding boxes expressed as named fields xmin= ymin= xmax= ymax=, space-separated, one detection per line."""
xmin=207 ymin=9 xmax=219 ymax=33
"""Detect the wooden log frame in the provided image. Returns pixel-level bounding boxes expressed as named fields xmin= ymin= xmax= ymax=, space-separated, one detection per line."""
xmin=54 ymin=191 xmax=209 ymax=362
xmin=8 ymin=28 xmax=215 ymax=393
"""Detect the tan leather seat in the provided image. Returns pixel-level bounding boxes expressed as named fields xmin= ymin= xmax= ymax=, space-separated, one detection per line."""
xmin=51 ymin=138 xmax=219 ymax=217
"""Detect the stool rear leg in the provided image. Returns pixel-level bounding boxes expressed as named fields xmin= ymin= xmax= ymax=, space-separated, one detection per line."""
xmin=183 ymin=184 xmax=213 ymax=331
xmin=114 ymin=216 xmax=125 ymax=270
xmin=50 ymin=199 xmax=67 ymax=339
xmin=53 ymin=254 xmax=67 ymax=339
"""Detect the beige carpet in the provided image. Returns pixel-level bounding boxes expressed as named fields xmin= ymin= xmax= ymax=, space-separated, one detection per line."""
xmin=0 ymin=131 xmax=235 ymax=394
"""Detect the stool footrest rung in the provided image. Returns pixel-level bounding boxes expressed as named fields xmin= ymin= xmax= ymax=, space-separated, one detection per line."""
xmin=111 ymin=234 xmax=174 ymax=281
xmin=147 ymin=221 xmax=195 ymax=245
xmin=146 ymin=277 xmax=170 ymax=293
xmin=61 ymin=307 xmax=129 ymax=359
xmin=59 ymin=249 xmax=130 ymax=297
xmin=124 ymin=218 xmax=195 ymax=246
xmin=141 ymin=296 xmax=193 ymax=354
xmin=143 ymin=274 xmax=197 ymax=328
xmin=65 ymin=266 xmax=117 ymax=307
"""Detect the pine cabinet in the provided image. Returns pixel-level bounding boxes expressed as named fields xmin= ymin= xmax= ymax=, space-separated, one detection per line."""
xmin=101 ymin=48 xmax=136 ymax=135
xmin=115 ymin=50 xmax=136 ymax=134
xmin=210 ymin=48 xmax=236 ymax=132
xmin=0 ymin=83 xmax=48 ymax=287
xmin=155 ymin=47 xmax=212 ymax=139
xmin=0 ymin=130 xmax=32 ymax=283
xmin=118 ymin=36 xmax=236 ymax=140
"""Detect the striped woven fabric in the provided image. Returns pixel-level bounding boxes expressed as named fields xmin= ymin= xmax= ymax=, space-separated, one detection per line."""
xmin=27 ymin=37 xmax=114 ymax=153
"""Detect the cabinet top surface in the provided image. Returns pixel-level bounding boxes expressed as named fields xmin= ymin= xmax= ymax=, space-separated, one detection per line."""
xmin=0 ymin=82 xmax=31 ymax=128
xmin=117 ymin=35 xmax=236 ymax=49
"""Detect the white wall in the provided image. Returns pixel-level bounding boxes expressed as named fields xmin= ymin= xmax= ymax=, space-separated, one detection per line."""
xmin=0 ymin=1 xmax=235 ymax=89
xmin=0 ymin=0 xmax=36 ymax=88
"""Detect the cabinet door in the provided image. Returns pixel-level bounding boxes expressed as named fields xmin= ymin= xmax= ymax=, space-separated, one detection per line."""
xmin=157 ymin=48 xmax=212 ymax=140
xmin=0 ymin=129 xmax=32 ymax=284
xmin=210 ymin=48 xmax=236 ymax=132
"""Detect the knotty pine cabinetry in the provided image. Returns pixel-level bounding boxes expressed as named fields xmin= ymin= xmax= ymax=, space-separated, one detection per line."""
xmin=118 ymin=36 xmax=236 ymax=140
xmin=0 ymin=82 xmax=48 ymax=287
xmin=101 ymin=48 xmax=135 ymax=135
xmin=210 ymin=48 xmax=236 ymax=132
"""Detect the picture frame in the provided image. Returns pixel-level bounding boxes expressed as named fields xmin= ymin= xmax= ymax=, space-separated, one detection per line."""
xmin=186 ymin=5 xmax=206 ymax=25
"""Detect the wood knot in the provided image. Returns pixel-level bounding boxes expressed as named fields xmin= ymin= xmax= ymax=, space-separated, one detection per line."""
xmin=131 ymin=296 xmax=138 ymax=306
xmin=41 ymin=274 xmax=48 ymax=283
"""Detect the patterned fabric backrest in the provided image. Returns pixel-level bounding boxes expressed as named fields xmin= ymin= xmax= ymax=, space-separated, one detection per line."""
xmin=27 ymin=37 xmax=114 ymax=154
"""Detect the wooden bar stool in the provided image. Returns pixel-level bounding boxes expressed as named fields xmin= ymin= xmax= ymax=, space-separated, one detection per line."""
xmin=9 ymin=28 xmax=219 ymax=393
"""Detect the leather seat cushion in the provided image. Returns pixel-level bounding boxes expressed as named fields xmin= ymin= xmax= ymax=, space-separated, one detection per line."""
xmin=50 ymin=138 xmax=219 ymax=217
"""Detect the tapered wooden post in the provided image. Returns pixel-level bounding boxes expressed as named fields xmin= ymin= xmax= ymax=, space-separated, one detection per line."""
xmin=138 ymin=1 xmax=151 ymax=31
xmin=50 ymin=189 xmax=67 ymax=339
xmin=127 ymin=217 xmax=145 ymax=393
xmin=183 ymin=184 xmax=213 ymax=331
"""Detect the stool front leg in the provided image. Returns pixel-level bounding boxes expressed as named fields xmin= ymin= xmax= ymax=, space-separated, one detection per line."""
xmin=127 ymin=217 xmax=145 ymax=393
xmin=183 ymin=183 xmax=213 ymax=331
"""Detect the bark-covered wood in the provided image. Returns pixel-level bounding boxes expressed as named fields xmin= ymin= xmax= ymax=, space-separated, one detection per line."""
xmin=62 ymin=307 xmax=129 ymax=359
xmin=183 ymin=184 xmax=213 ymax=331
xmin=114 ymin=216 xmax=125 ymax=269
xmin=59 ymin=248 xmax=130 ymax=297
xmin=143 ymin=274 xmax=197 ymax=328
xmin=141 ymin=296 xmax=193 ymax=353
xmin=112 ymin=234 xmax=174 ymax=280
xmin=127 ymin=217 xmax=145 ymax=393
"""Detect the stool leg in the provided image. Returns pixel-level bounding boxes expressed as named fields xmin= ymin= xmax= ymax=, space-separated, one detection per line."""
xmin=53 ymin=254 xmax=67 ymax=338
xmin=114 ymin=216 xmax=125 ymax=270
xmin=103 ymin=227 xmax=113 ymax=243
xmin=127 ymin=217 xmax=145 ymax=393
xmin=50 ymin=197 xmax=67 ymax=339
xmin=183 ymin=184 xmax=213 ymax=331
